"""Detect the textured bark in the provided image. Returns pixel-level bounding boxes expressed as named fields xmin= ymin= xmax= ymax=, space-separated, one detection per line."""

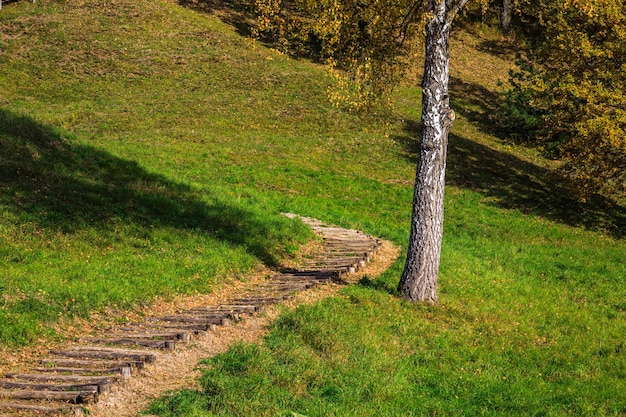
xmin=500 ymin=0 xmax=512 ymax=33
xmin=398 ymin=0 xmax=459 ymax=303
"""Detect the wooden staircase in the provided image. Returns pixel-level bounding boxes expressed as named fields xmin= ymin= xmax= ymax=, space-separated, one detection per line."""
xmin=0 ymin=215 xmax=382 ymax=416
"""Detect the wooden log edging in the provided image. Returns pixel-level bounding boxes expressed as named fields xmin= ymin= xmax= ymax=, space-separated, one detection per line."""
xmin=0 ymin=214 xmax=382 ymax=416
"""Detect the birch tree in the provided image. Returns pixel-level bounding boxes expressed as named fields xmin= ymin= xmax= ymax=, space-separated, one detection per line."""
xmin=397 ymin=0 xmax=469 ymax=303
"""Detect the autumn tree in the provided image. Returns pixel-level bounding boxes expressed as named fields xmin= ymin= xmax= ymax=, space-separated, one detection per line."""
xmin=502 ymin=0 xmax=626 ymax=199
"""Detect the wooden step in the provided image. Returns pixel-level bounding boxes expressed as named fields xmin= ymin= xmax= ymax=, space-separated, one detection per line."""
xmin=136 ymin=322 xmax=216 ymax=333
xmin=232 ymin=296 xmax=290 ymax=305
xmin=194 ymin=304 xmax=260 ymax=314
xmin=0 ymin=388 xmax=98 ymax=404
xmin=273 ymin=273 xmax=337 ymax=282
xmin=41 ymin=357 xmax=144 ymax=371
xmin=0 ymin=380 xmax=100 ymax=393
xmin=33 ymin=365 xmax=132 ymax=377
xmin=178 ymin=311 xmax=241 ymax=321
xmin=107 ymin=330 xmax=192 ymax=343
xmin=153 ymin=315 xmax=230 ymax=326
xmin=301 ymin=257 xmax=366 ymax=265
xmin=117 ymin=323 xmax=211 ymax=335
xmin=0 ymin=401 xmax=85 ymax=415
xmin=4 ymin=374 xmax=113 ymax=393
xmin=84 ymin=337 xmax=176 ymax=350
xmin=257 ymin=283 xmax=313 ymax=290
xmin=49 ymin=348 xmax=156 ymax=364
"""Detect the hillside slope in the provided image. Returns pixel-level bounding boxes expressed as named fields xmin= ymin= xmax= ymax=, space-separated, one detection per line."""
xmin=1 ymin=1 xmax=625 ymax=415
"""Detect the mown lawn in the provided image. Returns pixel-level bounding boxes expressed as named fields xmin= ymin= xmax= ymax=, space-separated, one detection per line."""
xmin=1 ymin=0 xmax=625 ymax=415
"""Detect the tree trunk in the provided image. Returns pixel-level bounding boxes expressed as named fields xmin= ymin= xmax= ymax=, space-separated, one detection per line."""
xmin=500 ymin=0 xmax=512 ymax=33
xmin=397 ymin=0 xmax=456 ymax=303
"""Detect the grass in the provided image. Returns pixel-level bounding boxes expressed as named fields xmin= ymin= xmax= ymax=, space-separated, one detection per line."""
xmin=1 ymin=0 xmax=625 ymax=415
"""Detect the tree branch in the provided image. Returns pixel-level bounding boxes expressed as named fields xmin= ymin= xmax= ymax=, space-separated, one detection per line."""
xmin=396 ymin=0 xmax=423 ymax=47
xmin=444 ymin=0 xmax=470 ymax=28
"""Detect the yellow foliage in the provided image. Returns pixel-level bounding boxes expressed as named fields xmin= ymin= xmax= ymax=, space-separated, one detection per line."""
xmin=507 ymin=0 xmax=626 ymax=198
xmin=252 ymin=0 xmax=425 ymax=112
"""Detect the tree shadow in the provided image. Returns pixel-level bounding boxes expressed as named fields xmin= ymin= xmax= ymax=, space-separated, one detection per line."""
xmin=177 ymin=0 xmax=324 ymax=62
xmin=0 ymin=108 xmax=291 ymax=266
xmin=394 ymin=120 xmax=626 ymax=238
xmin=475 ymin=38 xmax=519 ymax=59
xmin=357 ymin=275 xmax=397 ymax=295
xmin=449 ymin=76 xmax=506 ymax=139
xmin=177 ymin=0 xmax=256 ymax=38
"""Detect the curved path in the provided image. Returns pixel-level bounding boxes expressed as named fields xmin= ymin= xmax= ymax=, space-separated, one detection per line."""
xmin=0 ymin=215 xmax=396 ymax=416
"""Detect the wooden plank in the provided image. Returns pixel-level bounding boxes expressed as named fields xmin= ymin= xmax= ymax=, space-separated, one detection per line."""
xmin=258 ymin=283 xmax=312 ymax=289
xmin=4 ymin=374 xmax=112 ymax=393
xmin=295 ymin=266 xmax=350 ymax=273
xmin=156 ymin=312 xmax=230 ymax=320
xmin=301 ymin=260 xmax=357 ymax=267
xmin=116 ymin=322 xmax=210 ymax=335
xmin=276 ymin=270 xmax=337 ymax=278
xmin=301 ymin=257 xmax=365 ymax=265
xmin=110 ymin=330 xmax=192 ymax=343
xmin=257 ymin=286 xmax=308 ymax=292
xmin=154 ymin=315 xmax=230 ymax=326
xmin=41 ymin=357 xmax=144 ymax=370
xmin=178 ymin=311 xmax=240 ymax=321
xmin=0 ymin=401 xmax=84 ymax=416
xmin=272 ymin=274 xmax=335 ymax=282
xmin=85 ymin=337 xmax=176 ymax=350
xmin=311 ymin=226 xmax=362 ymax=233
xmin=49 ymin=348 xmax=156 ymax=364
xmin=140 ymin=323 xmax=213 ymax=333
xmin=33 ymin=366 xmax=132 ymax=377
xmin=319 ymin=236 xmax=365 ymax=241
xmin=322 ymin=236 xmax=371 ymax=241
xmin=298 ymin=262 xmax=359 ymax=269
xmin=5 ymin=374 xmax=112 ymax=384
xmin=0 ymin=380 xmax=100 ymax=393
xmin=319 ymin=250 xmax=369 ymax=256
xmin=232 ymin=296 xmax=288 ymax=305
xmin=214 ymin=304 xmax=260 ymax=311
xmin=0 ymin=389 xmax=97 ymax=404
xmin=324 ymin=242 xmax=376 ymax=249
xmin=192 ymin=305 xmax=259 ymax=313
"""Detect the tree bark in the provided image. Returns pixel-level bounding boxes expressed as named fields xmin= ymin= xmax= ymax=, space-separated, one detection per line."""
xmin=397 ymin=0 xmax=457 ymax=303
xmin=500 ymin=0 xmax=512 ymax=33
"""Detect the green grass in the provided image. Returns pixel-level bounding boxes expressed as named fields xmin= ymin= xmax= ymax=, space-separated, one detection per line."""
xmin=1 ymin=0 xmax=625 ymax=414
xmin=148 ymin=194 xmax=625 ymax=416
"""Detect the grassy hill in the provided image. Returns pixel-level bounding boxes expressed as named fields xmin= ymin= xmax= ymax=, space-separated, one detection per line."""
xmin=1 ymin=0 xmax=625 ymax=415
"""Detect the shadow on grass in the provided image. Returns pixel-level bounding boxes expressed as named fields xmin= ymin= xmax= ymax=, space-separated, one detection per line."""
xmin=357 ymin=275 xmax=397 ymax=295
xmin=475 ymin=37 xmax=520 ymax=59
xmin=395 ymin=120 xmax=626 ymax=239
xmin=449 ymin=76 xmax=505 ymax=139
xmin=177 ymin=0 xmax=256 ymax=38
xmin=0 ymin=108 xmax=291 ymax=266
xmin=177 ymin=0 xmax=324 ymax=62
